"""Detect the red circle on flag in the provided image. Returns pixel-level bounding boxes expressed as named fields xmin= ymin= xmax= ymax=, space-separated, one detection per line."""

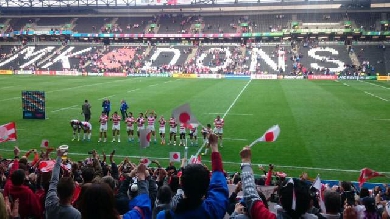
xmin=179 ymin=112 xmax=190 ymax=123
xmin=173 ymin=153 xmax=179 ymax=159
xmin=264 ymin=132 xmax=274 ymax=142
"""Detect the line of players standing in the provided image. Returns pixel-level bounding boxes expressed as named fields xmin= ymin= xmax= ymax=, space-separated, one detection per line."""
xmin=70 ymin=110 xmax=225 ymax=149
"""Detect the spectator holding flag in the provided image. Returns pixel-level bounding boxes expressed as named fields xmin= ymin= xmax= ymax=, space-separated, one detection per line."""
xmin=156 ymin=133 xmax=228 ymax=219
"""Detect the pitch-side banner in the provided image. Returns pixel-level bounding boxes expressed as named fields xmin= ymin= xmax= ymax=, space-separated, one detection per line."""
xmin=196 ymin=74 xmax=222 ymax=79
xmin=377 ymin=76 xmax=390 ymax=81
xmin=172 ymin=73 xmax=197 ymax=78
xmin=283 ymin=75 xmax=304 ymax=79
xmin=251 ymin=74 xmax=277 ymax=80
xmin=338 ymin=76 xmax=376 ymax=80
xmin=308 ymin=75 xmax=338 ymax=80
xmin=103 ymin=72 xmax=127 ymax=77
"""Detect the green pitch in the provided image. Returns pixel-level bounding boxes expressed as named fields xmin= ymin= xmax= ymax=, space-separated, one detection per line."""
xmin=0 ymin=76 xmax=389 ymax=182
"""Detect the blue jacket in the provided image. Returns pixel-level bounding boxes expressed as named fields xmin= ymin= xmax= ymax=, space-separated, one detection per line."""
xmin=102 ymin=100 xmax=111 ymax=111
xmin=156 ymin=171 xmax=229 ymax=219
xmin=121 ymin=102 xmax=128 ymax=111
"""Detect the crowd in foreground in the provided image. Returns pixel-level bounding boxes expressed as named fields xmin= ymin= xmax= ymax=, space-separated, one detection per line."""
xmin=0 ymin=134 xmax=389 ymax=219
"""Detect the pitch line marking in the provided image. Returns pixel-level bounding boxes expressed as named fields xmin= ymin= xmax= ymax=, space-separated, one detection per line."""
xmin=205 ymin=113 xmax=253 ymax=116
xmin=98 ymin=94 xmax=116 ymax=100
xmin=224 ymin=138 xmax=248 ymax=141
xmin=343 ymin=83 xmax=350 ymax=87
xmin=0 ymin=86 xmax=15 ymax=90
xmin=373 ymin=119 xmax=390 ymax=121
xmin=196 ymin=79 xmax=252 ymax=157
xmin=0 ymin=148 xmax=387 ymax=174
xmin=0 ymin=79 xmax=129 ymax=102
xmin=51 ymin=105 xmax=78 ymax=113
xmin=127 ymin=88 xmax=140 ymax=93
xmin=363 ymin=81 xmax=390 ymax=90
xmin=148 ymin=83 xmax=159 ymax=87
xmin=364 ymin=91 xmax=389 ymax=102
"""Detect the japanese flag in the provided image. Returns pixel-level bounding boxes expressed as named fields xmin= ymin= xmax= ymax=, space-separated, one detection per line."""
xmin=0 ymin=122 xmax=17 ymax=143
xmin=250 ymin=125 xmax=280 ymax=147
xmin=172 ymin=103 xmax=199 ymax=129
xmin=39 ymin=160 xmax=56 ymax=172
xmin=170 ymin=152 xmax=181 ymax=162
xmin=140 ymin=128 xmax=152 ymax=148
xmin=41 ymin=139 xmax=49 ymax=148
xmin=140 ymin=158 xmax=151 ymax=167
xmin=189 ymin=155 xmax=202 ymax=164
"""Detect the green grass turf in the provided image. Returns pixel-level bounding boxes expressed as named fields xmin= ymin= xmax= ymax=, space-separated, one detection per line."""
xmin=0 ymin=76 xmax=389 ymax=182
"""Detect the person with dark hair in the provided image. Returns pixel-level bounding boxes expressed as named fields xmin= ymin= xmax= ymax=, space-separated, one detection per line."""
xmin=320 ymin=190 xmax=341 ymax=219
xmin=45 ymin=148 xmax=81 ymax=219
xmin=3 ymin=147 xmax=42 ymax=219
xmin=81 ymin=167 xmax=95 ymax=183
xmin=153 ymin=185 xmax=173 ymax=219
xmin=123 ymin=163 xmax=153 ymax=219
xmin=78 ymin=183 xmax=120 ymax=219
xmin=239 ymin=147 xmax=276 ymax=219
xmin=82 ymin=99 xmax=91 ymax=122
xmin=102 ymin=98 xmax=111 ymax=117
xmin=156 ymin=133 xmax=229 ymax=218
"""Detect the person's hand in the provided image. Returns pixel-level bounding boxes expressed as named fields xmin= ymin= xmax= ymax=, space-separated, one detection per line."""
xmin=14 ymin=146 xmax=20 ymax=157
xmin=5 ymin=197 xmax=19 ymax=218
xmin=258 ymin=165 xmax=265 ymax=171
xmin=137 ymin=163 xmax=147 ymax=180
xmin=343 ymin=205 xmax=357 ymax=219
xmin=56 ymin=149 xmax=65 ymax=158
xmin=209 ymin=133 xmax=218 ymax=152
xmin=235 ymin=181 xmax=242 ymax=193
xmin=92 ymin=150 xmax=98 ymax=159
xmin=239 ymin=146 xmax=251 ymax=163
xmin=234 ymin=203 xmax=245 ymax=214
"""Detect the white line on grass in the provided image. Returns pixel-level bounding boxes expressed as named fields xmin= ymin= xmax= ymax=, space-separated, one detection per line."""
xmin=373 ymin=119 xmax=390 ymax=121
xmin=362 ymin=81 xmax=390 ymax=90
xmin=51 ymin=105 xmax=78 ymax=113
xmin=343 ymin=83 xmax=350 ymax=87
xmin=98 ymin=94 xmax=116 ymax=100
xmin=195 ymin=79 xmax=252 ymax=156
xmin=223 ymin=79 xmax=252 ymax=119
xmin=127 ymin=88 xmax=140 ymax=93
xmin=0 ymin=86 xmax=16 ymax=90
xmin=334 ymin=80 xmax=339 ymax=83
xmin=1 ymin=148 xmax=388 ymax=174
xmin=0 ymin=80 xmax=128 ymax=102
xmin=148 ymin=83 xmax=159 ymax=87
xmin=205 ymin=113 xmax=253 ymax=116
xmin=224 ymin=137 xmax=248 ymax=141
xmin=364 ymin=91 xmax=389 ymax=102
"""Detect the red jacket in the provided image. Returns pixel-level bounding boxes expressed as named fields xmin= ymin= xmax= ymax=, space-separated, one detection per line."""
xmin=251 ymin=200 xmax=276 ymax=219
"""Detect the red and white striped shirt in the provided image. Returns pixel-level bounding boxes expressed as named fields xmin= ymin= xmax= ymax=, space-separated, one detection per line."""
xmin=137 ymin=117 xmax=145 ymax=127
xmin=169 ymin=118 xmax=176 ymax=128
xmin=112 ymin=115 xmax=121 ymax=125
xmin=159 ymin=118 xmax=166 ymax=128
xmin=147 ymin=116 xmax=156 ymax=126
xmin=99 ymin=115 xmax=108 ymax=125
xmin=179 ymin=123 xmax=186 ymax=132
xmin=214 ymin=118 xmax=224 ymax=128
xmin=125 ymin=117 xmax=135 ymax=127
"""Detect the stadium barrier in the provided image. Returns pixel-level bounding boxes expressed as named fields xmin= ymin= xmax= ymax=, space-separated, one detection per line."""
xmin=34 ymin=70 xmax=56 ymax=75
xmin=377 ymin=76 xmax=390 ymax=81
xmin=224 ymin=75 xmax=251 ymax=80
xmin=308 ymin=75 xmax=338 ymax=80
xmin=172 ymin=73 xmax=197 ymax=78
xmin=127 ymin=73 xmax=171 ymax=77
xmin=103 ymin=72 xmax=127 ymax=77
xmin=0 ymin=70 xmax=13 ymax=75
xmin=55 ymin=70 xmax=80 ymax=76
xmin=250 ymin=74 xmax=278 ymax=80
xmin=283 ymin=75 xmax=304 ymax=79
xmin=196 ymin=74 xmax=222 ymax=79
xmin=14 ymin=70 xmax=33 ymax=75
xmin=337 ymin=76 xmax=377 ymax=80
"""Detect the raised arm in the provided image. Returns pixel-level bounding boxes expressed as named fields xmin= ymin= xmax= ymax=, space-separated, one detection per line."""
xmin=240 ymin=147 xmax=275 ymax=219
xmin=45 ymin=149 xmax=64 ymax=209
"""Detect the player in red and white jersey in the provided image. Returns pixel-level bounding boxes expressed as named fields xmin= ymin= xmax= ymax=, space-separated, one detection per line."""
xmin=158 ymin=116 xmax=166 ymax=145
xmin=125 ymin=112 xmax=135 ymax=142
xmin=189 ymin=124 xmax=198 ymax=146
xmin=80 ymin=121 xmax=92 ymax=141
xmin=111 ymin=111 xmax=121 ymax=142
xmin=179 ymin=123 xmax=187 ymax=146
xmin=201 ymin=124 xmax=213 ymax=155
xmin=70 ymin=119 xmax=81 ymax=141
xmin=136 ymin=113 xmax=145 ymax=142
xmin=169 ymin=116 xmax=177 ymax=146
xmin=98 ymin=111 xmax=108 ymax=143
xmin=213 ymin=115 xmax=224 ymax=147
xmin=145 ymin=110 xmax=157 ymax=144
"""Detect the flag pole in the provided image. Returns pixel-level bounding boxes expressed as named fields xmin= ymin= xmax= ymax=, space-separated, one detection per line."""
xmin=248 ymin=139 xmax=258 ymax=147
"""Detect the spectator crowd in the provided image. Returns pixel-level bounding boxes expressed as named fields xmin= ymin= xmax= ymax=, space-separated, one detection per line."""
xmin=1 ymin=133 xmax=389 ymax=219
